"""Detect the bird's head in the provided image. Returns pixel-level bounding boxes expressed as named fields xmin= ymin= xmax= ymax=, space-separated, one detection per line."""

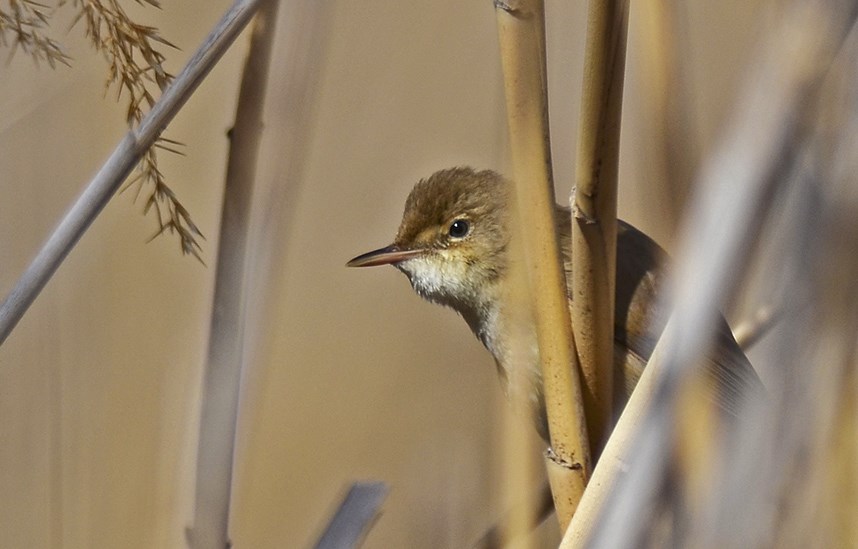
xmin=347 ymin=167 xmax=511 ymax=311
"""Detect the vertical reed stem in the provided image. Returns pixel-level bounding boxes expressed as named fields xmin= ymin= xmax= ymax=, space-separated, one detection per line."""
xmin=494 ymin=0 xmax=591 ymax=530
xmin=571 ymin=0 xmax=629 ymax=449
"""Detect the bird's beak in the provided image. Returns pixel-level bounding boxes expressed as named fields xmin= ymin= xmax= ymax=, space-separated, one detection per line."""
xmin=346 ymin=244 xmax=424 ymax=267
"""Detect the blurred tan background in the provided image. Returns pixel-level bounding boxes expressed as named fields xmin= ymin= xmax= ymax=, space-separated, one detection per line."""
xmin=0 ymin=0 xmax=773 ymax=547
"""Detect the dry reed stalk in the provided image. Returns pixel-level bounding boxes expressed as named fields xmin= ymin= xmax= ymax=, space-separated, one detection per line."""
xmin=559 ymin=316 xmax=672 ymax=548
xmin=494 ymin=0 xmax=591 ymax=530
xmin=570 ymin=0 xmax=629 ymax=449
xmin=187 ymin=1 xmax=279 ymax=547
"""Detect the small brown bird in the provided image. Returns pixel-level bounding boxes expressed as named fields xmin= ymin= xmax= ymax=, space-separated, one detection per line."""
xmin=348 ymin=167 xmax=761 ymax=440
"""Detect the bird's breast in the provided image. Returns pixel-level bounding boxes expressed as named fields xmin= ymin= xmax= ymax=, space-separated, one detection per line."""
xmin=472 ymin=302 xmax=550 ymax=436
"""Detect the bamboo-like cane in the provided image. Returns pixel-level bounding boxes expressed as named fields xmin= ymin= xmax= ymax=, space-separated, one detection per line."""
xmin=494 ymin=0 xmax=591 ymax=531
xmin=571 ymin=0 xmax=629 ymax=450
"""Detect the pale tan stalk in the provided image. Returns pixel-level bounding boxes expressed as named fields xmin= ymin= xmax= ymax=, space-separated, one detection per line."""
xmin=494 ymin=0 xmax=591 ymax=530
xmin=571 ymin=0 xmax=629 ymax=449
xmin=189 ymin=1 xmax=279 ymax=547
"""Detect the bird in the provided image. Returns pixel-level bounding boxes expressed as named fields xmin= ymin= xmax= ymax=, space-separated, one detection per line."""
xmin=347 ymin=167 xmax=762 ymax=441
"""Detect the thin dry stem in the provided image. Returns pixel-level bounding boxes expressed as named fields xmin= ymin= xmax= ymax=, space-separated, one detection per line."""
xmin=494 ymin=0 xmax=591 ymax=531
xmin=571 ymin=0 xmax=629 ymax=451
xmin=187 ymin=0 xmax=279 ymax=547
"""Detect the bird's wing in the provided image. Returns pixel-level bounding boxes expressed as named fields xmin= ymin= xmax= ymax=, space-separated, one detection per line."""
xmin=555 ymin=208 xmax=763 ymax=416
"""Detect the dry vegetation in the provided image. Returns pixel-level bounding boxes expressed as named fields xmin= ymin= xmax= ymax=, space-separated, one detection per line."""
xmin=2 ymin=0 xmax=858 ymax=547
xmin=495 ymin=0 xmax=858 ymax=547
xmin=1 ymin=0 xmax=202 ymax=257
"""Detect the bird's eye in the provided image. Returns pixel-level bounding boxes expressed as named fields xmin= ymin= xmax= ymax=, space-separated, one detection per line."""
xmin=448 ymin=219 xmax=470 ymax=238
